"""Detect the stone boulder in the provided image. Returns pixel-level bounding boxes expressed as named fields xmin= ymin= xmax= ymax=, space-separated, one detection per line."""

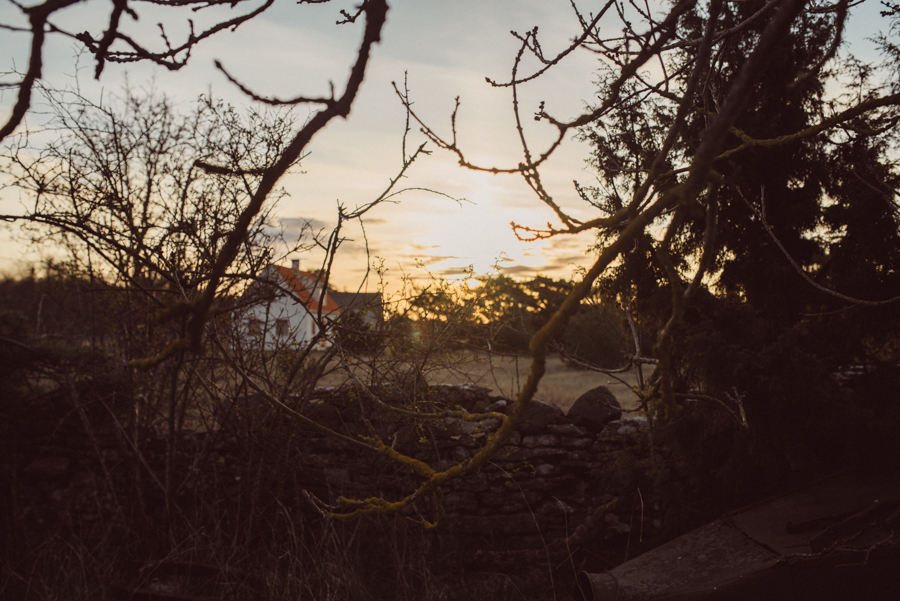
xmin=484 ymin=399 xmax=508 ymax=413
xmin=431 ymin=383 xmax=492 ymax=412
xmin=436 ymin=416 xmax=480 ymax=438
xmin=517 ymin=399 xmax=566 ymax=433
xmin=567 ymin=386 xmax=622 ymax=433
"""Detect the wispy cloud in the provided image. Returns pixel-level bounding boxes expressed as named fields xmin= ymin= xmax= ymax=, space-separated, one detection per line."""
xmin=403 ymin=254 xmax=461 ymax=266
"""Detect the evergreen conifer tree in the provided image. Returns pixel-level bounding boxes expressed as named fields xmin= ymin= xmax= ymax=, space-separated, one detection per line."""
xmin=579 ymin=0 xmax=900 ymax=507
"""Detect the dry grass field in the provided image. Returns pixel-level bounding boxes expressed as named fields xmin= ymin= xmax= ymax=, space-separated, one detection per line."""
xmin=429 ymin=352 xmax=645 ymax=413
xmin=318 ymin=351 xmax=644 ymax=414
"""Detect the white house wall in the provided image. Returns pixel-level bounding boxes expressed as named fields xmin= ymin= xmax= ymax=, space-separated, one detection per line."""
xmin=241 ymin=265 xmax=344 ymax=352
xmin=246 ymin=293 xmax=323 ymax=351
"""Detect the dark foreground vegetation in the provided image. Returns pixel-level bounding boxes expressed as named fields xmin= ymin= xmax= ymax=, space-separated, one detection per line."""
xmin=2 ymin=266 xmax=899 ymax=600
xmin=4 ymin=0 xmax=900 ymax=599
xmin=0 ymin=270 xmax=633 ymax=601
xmin=0 ymin=274 xmax=504 ymax=600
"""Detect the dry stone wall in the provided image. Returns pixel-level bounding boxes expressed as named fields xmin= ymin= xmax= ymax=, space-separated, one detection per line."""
xmin=9 ymin=383 xmax=660 ymax=555
xmin=283 ymin=384 xmax=659 ymax=550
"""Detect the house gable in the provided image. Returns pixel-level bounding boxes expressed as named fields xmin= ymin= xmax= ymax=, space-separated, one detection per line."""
xmin=268 ymin=265 xmax=342 ymax=314
xmin=243 ymin=264 xmax=383 ymax=351
xmin=243 ymin=265 xmax=341 ymax=350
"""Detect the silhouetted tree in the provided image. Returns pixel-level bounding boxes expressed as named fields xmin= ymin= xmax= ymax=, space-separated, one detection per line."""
xmin=405 ymin=0 xmax=900 ymax=515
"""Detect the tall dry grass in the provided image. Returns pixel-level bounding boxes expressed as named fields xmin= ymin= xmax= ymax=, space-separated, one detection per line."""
xmin=2 ymin=477 xmax=563 ymax=601
xmin=2 ymin=368 xmax=569 ymax=601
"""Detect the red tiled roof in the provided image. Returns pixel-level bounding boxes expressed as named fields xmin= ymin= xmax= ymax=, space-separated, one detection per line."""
xmin=270 ymin=265 xmax=342 ymax=313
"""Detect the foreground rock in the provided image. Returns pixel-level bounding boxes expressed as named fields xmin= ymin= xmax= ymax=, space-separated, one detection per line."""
xmin=567 ymin=386 xmax=622 ymax=432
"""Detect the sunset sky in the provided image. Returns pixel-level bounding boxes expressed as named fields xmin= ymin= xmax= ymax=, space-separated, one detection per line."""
xmin=0 ymin=0 xmax=888 ymax=291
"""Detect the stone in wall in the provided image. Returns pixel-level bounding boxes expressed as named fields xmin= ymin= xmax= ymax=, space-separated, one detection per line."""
xmin=517 ymin=399 xmax=566 ymax=433
xmin=567 ymin=386 xmax=622 ymax=432
xmin=429 ymin=383 xmax=495 ymax=412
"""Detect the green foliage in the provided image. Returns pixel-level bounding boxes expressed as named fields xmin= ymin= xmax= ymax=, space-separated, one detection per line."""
xmin=438 ymin=274 xmax=630 ymax=367
xmin=562 ymin=302 xmax=630 ymax=368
